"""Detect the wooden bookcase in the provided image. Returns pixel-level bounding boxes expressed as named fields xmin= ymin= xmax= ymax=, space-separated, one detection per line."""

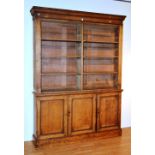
xmin=30 ymin=6 xmax=126 ymax=146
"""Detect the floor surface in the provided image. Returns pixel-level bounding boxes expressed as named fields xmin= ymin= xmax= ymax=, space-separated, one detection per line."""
xmin=24 ymin=128 xmax=131 ymax=155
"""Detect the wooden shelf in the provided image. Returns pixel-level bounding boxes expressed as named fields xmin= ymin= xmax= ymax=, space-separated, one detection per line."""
xmin=83 ymin=86 xmax=116 ymax=90
xmin=41 ymin=72 xmax=117 ymax=75
xmin=42 ymin=56 xmax=81 ymax=59
xmin=84 ymin=41 xmax=119 ymax=44
xmin=42 ymin=88 xmax=80 ymax=92
xmin=41 ymin=39 xmax=81 ymax=43
xmin=41 ymin=72 xmax=81 ymax=75
xmin=41 ymin=40 xmax=118 ymax=44
xmin=84 ymin=56 xmax=118 ymax=59
xmin=84 ymin=72 xmax=118 ymax=75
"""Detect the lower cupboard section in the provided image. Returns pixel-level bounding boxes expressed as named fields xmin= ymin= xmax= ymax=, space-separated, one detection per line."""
xmin=33 ymin=92 xmax=122 ymax=146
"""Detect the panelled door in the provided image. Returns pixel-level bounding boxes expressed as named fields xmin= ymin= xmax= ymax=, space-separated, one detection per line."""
xmin=68 ymin=94 xmax=96 ymax=136
xmin=97 ymin=93 xmax=120 ymax=131
xmin=37 ymin=96 xmax=67 ymax=139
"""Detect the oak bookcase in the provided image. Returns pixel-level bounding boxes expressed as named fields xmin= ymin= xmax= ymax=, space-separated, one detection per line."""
xmin=30 ymin=6 xmax=126 ymax=146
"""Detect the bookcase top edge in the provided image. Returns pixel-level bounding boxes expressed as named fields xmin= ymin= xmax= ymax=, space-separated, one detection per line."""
xmin=30 ymin=6 xmax=126 ymax=21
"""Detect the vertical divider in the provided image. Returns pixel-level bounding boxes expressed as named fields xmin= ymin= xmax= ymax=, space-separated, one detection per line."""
xmin=81 ymin=22 xmax=84 ymax=90
xmin=34 ymin=16 xmax=41 ymax=93
xmin=118 ymin=25 xmax=123 ymax=89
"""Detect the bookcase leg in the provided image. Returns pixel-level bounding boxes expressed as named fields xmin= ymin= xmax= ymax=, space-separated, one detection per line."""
xmin=33 ymin=134 xmax=39 ymax=148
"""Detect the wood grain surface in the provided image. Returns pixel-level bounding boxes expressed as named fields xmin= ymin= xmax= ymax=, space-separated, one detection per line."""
xmin=25 ymin=127 xmax=131 ymax=155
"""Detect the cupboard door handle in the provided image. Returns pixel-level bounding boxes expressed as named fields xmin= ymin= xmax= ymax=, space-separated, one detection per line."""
xmin=97 ymin=109 xmax=100 ymax=115
xmin=67 ymin=111 xmax=71 ymax=117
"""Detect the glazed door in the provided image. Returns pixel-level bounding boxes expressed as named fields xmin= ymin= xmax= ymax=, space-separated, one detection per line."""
xmin=83 ymin=23 xmax=119 ymax=90
xmin=37 ymin=96 xmax=67 ymax=138
xmin=97 ymin=93 xmax=120 ymax=131
xmin=68 ymin=94 xmax=96 ymax=136
xmin=41 ymin=19 xmax=82 ymax=92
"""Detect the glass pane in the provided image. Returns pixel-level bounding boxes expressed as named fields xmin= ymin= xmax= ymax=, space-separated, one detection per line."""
xmin=41 ymin=21 xmax=81 ymax=41
xmin=84 ymin=24 xmax=119 ymax=43
xmin=42 ymin=41 xmax=81 ymax=58
xmin=41 ymin=20 xmax=81 ymax=92
xmin=84 ymin=74 xmax=117 ymax=89
xmin=84 ymin=43 xmax=118 ymax=58
xmin=42 ymin=58 xmax=81 ymax=73
xmin=42 ymin=75 xmax=81 ymax=91
xmin=83 ymin=38 xmax=119 ymax=90
xmin=84 ymin=59 xmax=118 ymax=73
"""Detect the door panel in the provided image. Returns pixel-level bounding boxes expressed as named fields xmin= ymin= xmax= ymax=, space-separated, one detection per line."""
xmin=38 ymin=96 xmax=67 ymax=138
xmin=97 ymin=93 xmax=120 ymax=131
xmin=68 ymin=94 xmax=96 ymax=135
